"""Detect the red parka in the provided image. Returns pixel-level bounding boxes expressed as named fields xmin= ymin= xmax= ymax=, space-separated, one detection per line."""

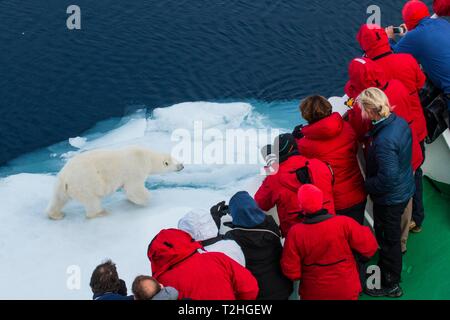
xmin=433 ymin=0 xmax=450 ymax=17
xmin=281 ymin=185 xmax=378 ymax=300
xmin=147 ymin=229 xmax=259 ymax=300
xmin=254 ymin=155 xmax=335 ymax=237
xmin=297 ymin=112 xmax=367 ymax=211
xmin=282 ymin=215 xmax=378 ymax=300
xmin=345 ymin=57 xmax=424 ymax=170
xmin=357 ymin=24 xmax=427 ymax=142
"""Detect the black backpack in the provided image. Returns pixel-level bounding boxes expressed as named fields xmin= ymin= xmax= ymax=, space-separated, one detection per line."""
xmin=419 ymin=78 xmax=449 ymax=144
xmin=294 ymin=161 xmax=335 ymax=186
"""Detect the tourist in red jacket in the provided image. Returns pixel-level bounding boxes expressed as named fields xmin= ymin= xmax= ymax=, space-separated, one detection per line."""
xmin=357 ymin=24 xmax=427 ymax=142
xmin=255 ymin=133 xmax=335 ymax=237
xmin=281 ymin=184 xmax=378 ymax=300
xmin=356 ymin=23 xmax=427 ymax=232
xmin=294 ymin=95 xmax=367 ymax=224
xmin=345 ymin=57 xmax=424 ymax=171
xmin=433 ymin=0 xmax=450 ymax=17
xmin=147 ymin=228 xmax=259 ymax=300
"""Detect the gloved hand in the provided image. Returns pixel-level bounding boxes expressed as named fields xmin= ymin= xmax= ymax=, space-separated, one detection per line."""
xmin=210 ymin=201 xmax=229 ymax=229
xmin=292 ymin=125 xmax=304 ymax=139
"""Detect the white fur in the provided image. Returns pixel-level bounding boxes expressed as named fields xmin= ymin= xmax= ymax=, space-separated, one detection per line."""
xmin=46 ymin=146 xmax=183 ymax=219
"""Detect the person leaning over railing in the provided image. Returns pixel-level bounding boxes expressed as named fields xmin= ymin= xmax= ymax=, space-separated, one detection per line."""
xmin=254 ymin=133 xmax=335 ymax=238
xmin=387 ymin=0 xmax=450 ymax=114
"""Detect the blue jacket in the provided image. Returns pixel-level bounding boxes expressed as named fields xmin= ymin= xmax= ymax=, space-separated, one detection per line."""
xmin=365 ymin=114 xmax=415 ymax=205
xmin=390 ymin=17 xmax=450 ymax=95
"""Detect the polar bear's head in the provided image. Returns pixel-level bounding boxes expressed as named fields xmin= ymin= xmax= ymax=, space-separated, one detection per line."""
xmin=131 ymin=146 xmax=184 ymax=175
xmin=141 ymin=149 xmax=184 ymax=174
xmin=157 ymin=153 xmax=184 ymax=174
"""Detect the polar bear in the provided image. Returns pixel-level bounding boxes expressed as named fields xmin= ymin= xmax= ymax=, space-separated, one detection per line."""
xmin=46 ymin=146 xmax=184 ymax=219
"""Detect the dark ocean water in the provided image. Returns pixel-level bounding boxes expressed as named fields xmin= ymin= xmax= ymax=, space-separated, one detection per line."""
xmin=0 ymin=0 xmax=429 ymax=165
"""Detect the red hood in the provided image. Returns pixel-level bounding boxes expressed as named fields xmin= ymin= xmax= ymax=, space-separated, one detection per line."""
xmin=277 ymin=155 xmax=308 ymax=191
xmin=301 ymin=112 xmax=343 ymax=140
xmin=403 ymin=0 xmax=430 ymax=30
xmin=357 ymin=24 xmax=392 ymax=59
xmin=147 ymin=229 xmax=202 ymax=278
xmin=344 ymin=57 xmax=388 ymax=99
xmin=433 ymin=0 xmax=450 ymax=17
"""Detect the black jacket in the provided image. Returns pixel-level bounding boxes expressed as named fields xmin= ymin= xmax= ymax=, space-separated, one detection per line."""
xmin=224 ymin=216 xmax=293 ymax=300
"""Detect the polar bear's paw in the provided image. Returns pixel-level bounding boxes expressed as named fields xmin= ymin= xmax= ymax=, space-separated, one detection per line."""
xmin=125 ymin=185 xmax=151 ymax=206
xmin=127 ymin=193 xmax=150 ymax=206
xmin=48 ymin=211 xmax=65 ymax=220
xmin=86 ymin=210 xmax=110 ymax=219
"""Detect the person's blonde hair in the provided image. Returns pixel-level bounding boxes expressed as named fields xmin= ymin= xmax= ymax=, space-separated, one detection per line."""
xmin=356 ymin=87 xmax=391 ymax=119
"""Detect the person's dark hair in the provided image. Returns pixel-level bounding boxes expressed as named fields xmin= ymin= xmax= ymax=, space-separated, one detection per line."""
xmin=118 ymin=279 xmax=128 ymax=296
xmin=300 ymin=95 xmax=333 ymax=124
xmin=132 ymin=275 xmax=161 ymax=300
xmin=89 ymin=260 xmax=121 ymax=295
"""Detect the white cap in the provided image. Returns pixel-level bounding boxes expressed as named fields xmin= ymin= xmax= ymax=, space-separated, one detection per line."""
xmin=178 ymin=209 xmax=219 ymax=241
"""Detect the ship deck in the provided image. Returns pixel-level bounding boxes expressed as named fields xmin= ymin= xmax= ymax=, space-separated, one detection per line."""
xmin=362 ymin=178 xmax=450 ymax=299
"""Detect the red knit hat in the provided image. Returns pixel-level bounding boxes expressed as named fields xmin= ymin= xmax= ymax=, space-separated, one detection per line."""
xmin=402 ymin=0 xmax=430 ymax=31
xmin=297 ymin=184 xmax=323 ymax=214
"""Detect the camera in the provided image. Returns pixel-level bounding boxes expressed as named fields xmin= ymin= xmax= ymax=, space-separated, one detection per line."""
xmin=393 ymin=26 xmax=406 ymax=34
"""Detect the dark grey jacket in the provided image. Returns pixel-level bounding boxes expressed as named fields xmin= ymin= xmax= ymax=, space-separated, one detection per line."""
xmin=365 ymin=113 xmax=415 ymax=205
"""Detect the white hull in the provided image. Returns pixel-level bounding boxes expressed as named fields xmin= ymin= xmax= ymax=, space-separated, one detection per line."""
xmin=422 ymin=130 xmax=450 ymax=186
